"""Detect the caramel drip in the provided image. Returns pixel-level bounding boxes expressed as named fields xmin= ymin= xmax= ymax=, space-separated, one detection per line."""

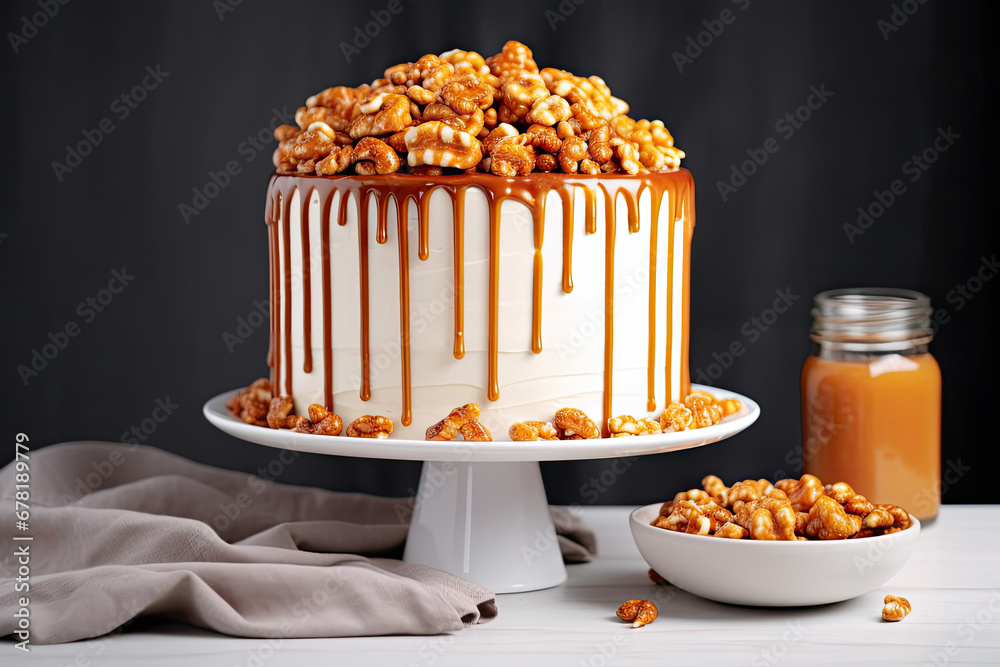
xmin=357 ymin=190 xmax=372 ymax=401
xmin=267 ymin=189 xmax=278 ymax=389
xmin=449 ymin=188 xmax=466 ymax=359
xmin=282 ymin=188 xmax=293 ymax=395
xmin=337 ymin=189 xmax=350 ymax=226
xmin=376 ymin=195 xmax=390 ymax=244
xmin=679 ymin=179 xmax=695 ymax=400
xmin=417 ymin=189 xmax=432 ymax=261
xmin=396 ymin=195 xmax=413 ymax=425
xmin=300 ymin=188 xmax=313 ymax=374
xmin=531 ymin=201 xmax=545 ymax=354
xmin=487 ymin=193 xmax=501 ymax=401
xmin=664 ymin=182 xmax=680 ymax=406
xmin=644 ymin=185 xmax=663 ymax=413
xmin=321 ymin=191 xmax=334 ymax=409
xmin=558 ymin=187 xmax=574 ymax=294
xmin=600 ymin=185 xmax=616 ymax=436
xmin=264 ymin=170 xmax=693 ymax=425
xmin=624 ymin=190 xmax=639 ymax=234
xmin=583 ymin=186 xmax=597 ymax=235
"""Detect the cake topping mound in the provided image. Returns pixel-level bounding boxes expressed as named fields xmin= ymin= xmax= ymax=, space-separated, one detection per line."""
xmin=273 ymin=41 xmax=684 ymax=177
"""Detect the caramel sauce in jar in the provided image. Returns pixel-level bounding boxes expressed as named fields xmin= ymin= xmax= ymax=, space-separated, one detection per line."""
xmin=800 ymin=289 xmax=941 ymax=520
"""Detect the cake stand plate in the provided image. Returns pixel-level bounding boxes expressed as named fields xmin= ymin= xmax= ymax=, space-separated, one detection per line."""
xmin=203 ymin=385 xmax=759 ymax=593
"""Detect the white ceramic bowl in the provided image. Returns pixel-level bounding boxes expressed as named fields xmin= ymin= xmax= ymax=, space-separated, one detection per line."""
xmin=629 ymin=503 xmax=920 ymax=606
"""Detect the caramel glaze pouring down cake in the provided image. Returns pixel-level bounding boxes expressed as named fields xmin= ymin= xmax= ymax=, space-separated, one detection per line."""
xmin=265 ymin=170 xmax=693 ymax=435
xmin=255 ymin=41 xmax=697 ymax=438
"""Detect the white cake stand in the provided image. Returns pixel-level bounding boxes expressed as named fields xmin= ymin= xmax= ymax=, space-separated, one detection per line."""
xmin=203 ymin=384 xmax=759 ymax=593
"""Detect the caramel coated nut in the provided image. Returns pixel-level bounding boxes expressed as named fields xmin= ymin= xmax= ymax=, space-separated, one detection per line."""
xmin=348 ymin=92 xmax=412 ymax=140
xmin=876 ymin=504 xmax=913 ymax=532
xmin=701 ymin=475 xmax=730 ymax=506
xmin=315 ymin=146 xmax=353 ymax=175
xmin=502 ymin=72 xmax=549 ymax=120
xmin=351 ymin=137 xmax=401 ymax=175
xmin=266 ymin=396 xmax=295 ymax=430
xmin=608 ymin=415 xmax=662 ymax=437
xmin=487 ymin=40 xmax=539 ymax=83
xmin=346 ymin=415 xmax=394 ymax=439
xmin=459 ymin=420 xmax=492 ymax=441
xmin=736 ymin=496 xmax=798 ymax=541
xmin=509 ymin=421 xmax=559 ymax=441
xmin=806 ymin=495 xmax=862 ymax=540
xmin=426 ymin=403 xmax=481 ymax=441
xmin=728 ymin=478 xmax=773 ymax=506
xmin=554 ymin=408 xmax=600 ymax=439
xmin=718 ymin=398 xmax=743 ymax=416
xmin=490 ymin=136 xmax=536 ymax=177
xmin=440 ymin=73 xmax=495 ymax=115
xmin=557 ymin=135 xmax=588 ymax=173
xmin=714 ymin=522 xmax=748 ymax=539
xmin=659 ymin=403 xmax=693 ymax=432
xmin=404 ymin=121 xmax=483 ymax=170
xmin=274 ymin=40 xmax=686 ymax=175
xmin=863 ymin=507 xmax=895 ymax=529
xmin=648 ymin=568 xmax=665 ymax=584
xmin=882 ymin=595 xmax=911 ymax=622
xmin=524 ymin=94 xmax=572 ymax=126
xmin=616 ymin=599 xmax=657 ymax=628
xmin=294 ymin=404 xmax=343 ymax=436
xmin=226 ymin=378 xmax=273 ymax=426
xmin=774 ymin=474 xmax=825 ymax=512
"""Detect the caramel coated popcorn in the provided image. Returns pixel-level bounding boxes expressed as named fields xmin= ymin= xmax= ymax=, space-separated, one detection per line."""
xmin=652 ymin=474 xmax=915 ymax=541
xmin=273 ymin=41 xmax=684 ymax=176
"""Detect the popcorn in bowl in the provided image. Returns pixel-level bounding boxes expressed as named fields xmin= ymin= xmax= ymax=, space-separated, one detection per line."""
xmin=272 ymin=41 xmax=684 ymax=177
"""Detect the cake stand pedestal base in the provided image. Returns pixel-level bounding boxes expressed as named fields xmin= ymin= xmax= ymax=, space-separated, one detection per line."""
xmin=403 ymin=461 xmax=566 ymax=594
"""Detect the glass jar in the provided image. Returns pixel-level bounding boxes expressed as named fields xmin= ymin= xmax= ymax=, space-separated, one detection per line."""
xmin=800 ymin=288 xmax=941 ymax=520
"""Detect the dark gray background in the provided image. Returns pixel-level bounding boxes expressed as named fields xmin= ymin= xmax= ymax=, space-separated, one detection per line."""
xmin=2 ymin=0 xmax=996 ymax=506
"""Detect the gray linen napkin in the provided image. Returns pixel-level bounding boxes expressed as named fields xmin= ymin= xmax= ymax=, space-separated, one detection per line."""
xmin=0 ymin=442 xmax=596 ymax=644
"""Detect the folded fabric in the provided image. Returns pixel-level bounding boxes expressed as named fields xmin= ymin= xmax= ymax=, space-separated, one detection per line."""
xmin=0 ymin=442 xmax=596 ymax=644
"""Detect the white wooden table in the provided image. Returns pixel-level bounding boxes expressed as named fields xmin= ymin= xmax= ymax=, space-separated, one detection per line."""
xmin=11 ymin=506 xmax=1000 ymax=667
